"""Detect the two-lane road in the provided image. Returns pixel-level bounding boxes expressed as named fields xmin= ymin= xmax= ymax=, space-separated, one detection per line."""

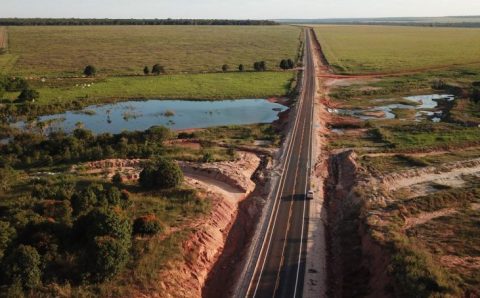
xmin=238 ymin=28 xmax=317 ymax=298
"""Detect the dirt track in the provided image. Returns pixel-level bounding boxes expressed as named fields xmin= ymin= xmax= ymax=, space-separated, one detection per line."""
xmin=0 ymin=27 xmax=7 ymax=50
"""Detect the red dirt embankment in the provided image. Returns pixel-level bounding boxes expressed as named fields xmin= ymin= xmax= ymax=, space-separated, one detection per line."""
xmin=158 ymin=152 xmax=262 ymax=298
xmin=326 ymin=150 xmax=393 ymax=298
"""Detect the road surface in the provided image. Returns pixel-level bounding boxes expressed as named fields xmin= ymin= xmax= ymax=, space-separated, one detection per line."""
xmin=237 ymin=27 xmax=317 ymax=298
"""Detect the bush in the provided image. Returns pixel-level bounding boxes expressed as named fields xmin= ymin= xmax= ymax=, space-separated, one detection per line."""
xmin=253 ymin=61 xmax=267 ymax=72
xmin=238 ymin=64 xmax=245 ymax=72
xmin=222 ymin=64 xmax=229 ymax=72
xmin=145 ymin=125 xmax=172 ymax=143
xmin=143 ymin=66 xmax=150 ymax=75
xmin=74 ymin=208 xmax=132 ymax=243
xmin=152 ymin=64 xmax=165 ymax=75
xmin=16 ymin=88 xmax=39 ymax=103
xmin=0 ymin=76 xmax=29 ymax=92
xmin=133 ymin=214 xmax=163 ymax=235
xmin=139 ymin=158 xmax=183 ymax=189
xmin=202 ymin=152 xmax=214 ymax=163
xmin=83 ymin=65 xmax=97 ymax=77
xmin=89 ymin=236 xmax=130 ymax=281
xmin=112 ymin=173 xmax=123 ymax=185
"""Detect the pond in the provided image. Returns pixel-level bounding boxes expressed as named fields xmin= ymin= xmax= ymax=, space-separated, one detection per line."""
xmin=335 ymin=94 xmax=454 ymax=122
xmin=15 ymin=99 xmax=289 ymax=134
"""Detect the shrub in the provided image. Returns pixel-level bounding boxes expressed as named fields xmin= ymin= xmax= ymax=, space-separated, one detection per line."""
xmin=133 ymin=214 xmax=163 ymax=235
xmin=222 ymin=64 xmax=229 ymax=72
xmin=112 ymin=173 xmax=123 ymax=185
xmin=1 ymin=76 xmax=28 ymax=92
xmin=139 ymin=158 xmax=183 ymax=189
xmin=71 ymin=188 xmax=98 ymax=215
xmin=287 ymin=59 xmax=294 ymax=69
xmin=152 ymin=64 xmax=165 ymax=75
xmin=202 ymin=152 xmax=214 ymax=163
xmin=143 ymin=66 xmax=150 ymax=75
xmin=254 ymin=61 xmax=267 ymax=71
xmin=145 ymin=125 xmax=172 ymax=143
xmin=106 ymin=187 xmax=122 ymax=205
xmin=16 ymin=88 xmax=39 ymax=103
xmin=89 ymin=236 xmax=130 ymax=281
xmin=238 ymin=64 xmax=245 ymax=72
xmin=120 ymin=190 xmax=131 ymax=208
xmin=83 ymin=65 xmax=96 ymax=77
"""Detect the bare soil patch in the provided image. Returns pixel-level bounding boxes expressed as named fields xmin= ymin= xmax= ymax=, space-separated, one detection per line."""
xmin=0 ymin=27 xmax=7 ymax=50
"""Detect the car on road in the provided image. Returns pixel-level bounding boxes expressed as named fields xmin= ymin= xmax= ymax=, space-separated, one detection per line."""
xmin=307 ymin=190 xmax=314 ymax=200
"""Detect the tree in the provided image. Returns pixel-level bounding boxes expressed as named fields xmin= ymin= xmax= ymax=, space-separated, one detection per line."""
xmin=0 ymin=166 xmax=18 ymax=193
xmin=238 ymin=64 xmax=245 ymax=72
xmin=71 ymin=189 xmax=98 ymax=215
xmin=222 ymin=64 xmax=229 ymax=72
xmin=112 ymin=173 xmax=123 ymax=185
xmin=139 ymin=164 xmax=156 ymax=189
xmin=133 ymin=215 xmax=163 ymax=235
xmin=151 ymin=64 xmax=165 ymax=75
xmin=279 ymin=59 xmax=288 ymax=70
xmin=259 ymin=61 xmax=266 ymax=71
xmin=90 ymin=236 xmax=130 ymax=281
xmin=83 ymin=65 xmax=97 ymax=77
xmin=74 ymin=209 xmax=132 ymax=281
xmin=16 ymin=88 xmax=39 ymax=103
xmin=287 ymin=59 xmax=295 ymax=69
xmin=143 ymin=66 xmax=150 ymax=75
xmin=145 ymin=125 xmax=172 ymax=143
xmin=254 ymin=61 xmax=267 ymax=72
xmin=73 ymin=208 xmax=132 ymax=245
xmin=139 ymin=158 xmax=183 ymax=189
xmin=106 ymin=186 xmax=122 ymax=205
xmin=0 ymin=221 xmax=16 ymax=261
xmin=4 ymin=245 xmax=42 ymax=290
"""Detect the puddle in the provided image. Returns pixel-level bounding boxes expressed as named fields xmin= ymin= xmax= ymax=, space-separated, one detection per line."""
xmin=334 ymin=94 xmax=455 ymax=122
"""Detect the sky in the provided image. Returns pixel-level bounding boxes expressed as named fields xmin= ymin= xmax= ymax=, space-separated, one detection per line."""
xmin=0 ymin=0 xmax=479 ymax=19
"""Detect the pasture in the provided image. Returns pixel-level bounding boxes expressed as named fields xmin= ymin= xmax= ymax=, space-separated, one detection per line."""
xmin=4 ymin=72 xmax=295 ymax=105
xmin=314 ymin=25 xmax=480 ymax=74
xmin=2 ymin=25 xmax=301 ymax=76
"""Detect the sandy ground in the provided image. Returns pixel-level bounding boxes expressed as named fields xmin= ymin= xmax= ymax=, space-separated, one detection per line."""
xmin=379 ymin=158 xmax=480 ymax=193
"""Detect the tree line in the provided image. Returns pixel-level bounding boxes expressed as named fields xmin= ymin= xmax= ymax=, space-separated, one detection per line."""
xmin=0 ymin=18 xmax=278 ymax=26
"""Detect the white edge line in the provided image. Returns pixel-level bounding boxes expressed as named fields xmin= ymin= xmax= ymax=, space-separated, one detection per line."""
xmin=248 ymin=28 xmax=310 ymax=298
xmin=293 ymin=29 xmax=315 ymax=298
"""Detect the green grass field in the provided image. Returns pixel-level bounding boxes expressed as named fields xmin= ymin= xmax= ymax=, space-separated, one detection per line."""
xmin=1 ymin=25 xmax=301 ymax=77
xmin=4 ymin=72 xmax=294 ymax=105
xmin=314 ymin=25 xmax=480 ymax=74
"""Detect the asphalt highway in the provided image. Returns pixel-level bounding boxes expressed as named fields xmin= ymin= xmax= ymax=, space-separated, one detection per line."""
xmin=241 ymin=28 xmax=317 ymax=298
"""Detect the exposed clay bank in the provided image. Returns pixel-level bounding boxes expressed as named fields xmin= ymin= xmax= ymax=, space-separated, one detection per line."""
xmin=14 ymin=99 xmax=289 ymax=134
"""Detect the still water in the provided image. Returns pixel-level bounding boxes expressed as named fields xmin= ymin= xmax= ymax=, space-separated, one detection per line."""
xmin=16 ymin=99 xmax=288 ymax=134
